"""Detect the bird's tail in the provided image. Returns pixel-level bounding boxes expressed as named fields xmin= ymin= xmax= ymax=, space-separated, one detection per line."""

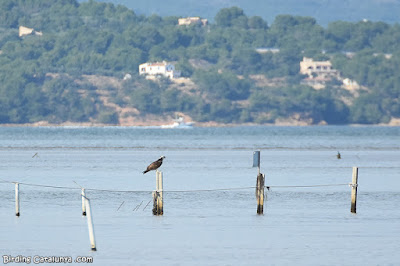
xmin=143 ymin=170 xmax=149 ymax=174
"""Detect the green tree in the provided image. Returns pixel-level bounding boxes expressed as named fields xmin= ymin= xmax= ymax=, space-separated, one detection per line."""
xmin=215 ymin=7 xmax=247 ymax=28
xmin=193 ymin=70 xmax=251 ymax=100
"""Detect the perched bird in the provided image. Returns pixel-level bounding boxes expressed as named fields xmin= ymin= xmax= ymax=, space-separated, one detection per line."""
xmin=337 ymin=151 xmax=341 ymax=159
xmin=143 ymin=156 xmax=165 ymax=174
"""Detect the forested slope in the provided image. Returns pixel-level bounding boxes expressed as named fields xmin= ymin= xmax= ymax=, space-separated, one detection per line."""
xmin=0 ymin=0 xmax=399 ymax=125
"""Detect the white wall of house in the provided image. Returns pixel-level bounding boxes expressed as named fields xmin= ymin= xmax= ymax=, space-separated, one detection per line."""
xmin=300 ymin=57 xmax=336 ymax=77
xmin=139 ymin=61 xmax=180 ymax=79
xmin=178 ymin=17 xmax=208 ymax=26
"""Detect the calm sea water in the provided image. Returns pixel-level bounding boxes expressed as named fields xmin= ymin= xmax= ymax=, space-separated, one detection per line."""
xmin=0 ymin=126 xmax=399 ymax=266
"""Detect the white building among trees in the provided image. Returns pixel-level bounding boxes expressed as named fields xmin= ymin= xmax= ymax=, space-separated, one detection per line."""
xmin=178 ymin=17 xmax=208 ymax=26
xmin=139 ymin=61 xmax=181 ymax=79
xmin=299 ymin=57 xmax=338 ymax=78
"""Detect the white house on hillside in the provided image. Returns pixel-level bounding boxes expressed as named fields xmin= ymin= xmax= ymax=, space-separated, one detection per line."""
xmin=300 ymin=57 xmax=337 ymax=78
xmin=19 ymin=26 xmax=42 ymax=37
xmin=139 ymin=61 xmax=181 ymax=79
xmin=178 ymin=17 xmax=208 ymax=26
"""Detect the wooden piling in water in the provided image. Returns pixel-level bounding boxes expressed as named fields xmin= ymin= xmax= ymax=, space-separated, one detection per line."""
xmin=152 ymin=191 xmax=158 ymax=215
xmin=152 ymin=170 xmax=163 ymax=215
xmin=84 ymin=197 xmax=97 ymax=251
xmin=81 ymin=188 xmax=86 ymax=216
xmin=256 ymin=173 xmax=265 ymax=215
xmin=15 ymin=182 xmax=20 ymax=217
xmin=253 ymin=150 xmax=265 ymax=214
xmin=350 ymin=166 xmax=358 ymax=213
xmin=158 ymin=171 xmax=163 ymax=215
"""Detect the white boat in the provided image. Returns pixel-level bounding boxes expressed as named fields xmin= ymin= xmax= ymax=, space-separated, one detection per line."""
xmin=160 ymin=116 xmax=194 ymax=129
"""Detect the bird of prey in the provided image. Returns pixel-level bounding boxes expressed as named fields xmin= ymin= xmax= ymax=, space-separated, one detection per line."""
xmin=143 ymin=156 xmax=165 ymax=174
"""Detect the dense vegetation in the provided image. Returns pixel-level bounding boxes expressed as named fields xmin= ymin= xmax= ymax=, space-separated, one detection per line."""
xmin=0 ymin=0 xmax=399 ymax=124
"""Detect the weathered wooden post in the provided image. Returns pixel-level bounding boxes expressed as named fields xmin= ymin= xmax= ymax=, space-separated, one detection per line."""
xmin=152 ymin=191 xmax=158 ymax=215
xmin=152 ymin=171 xmax=158 ymax=215
xmin=15 ymin=182 xmax=20 ymax=217
xmin=157 ymin=171 xmax=163 ymax=215
xmin=253 ymin=151 xmax=265 ymax=214
xmin=350 ymin=166 xmax=359 ymax=213
xmin=84 ymin=196 xmax=97 ymax=251
xmin=152 ymin=170 xmax=163 ymax=215
xmin=256 ymin=173 xmax=265 ymax=214
xmin=81 ymin=188 xmax=86 ymax=216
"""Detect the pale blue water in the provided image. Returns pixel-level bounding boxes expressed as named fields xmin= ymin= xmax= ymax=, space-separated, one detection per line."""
xmin=0 ymin=126 xmax=399 ymax=265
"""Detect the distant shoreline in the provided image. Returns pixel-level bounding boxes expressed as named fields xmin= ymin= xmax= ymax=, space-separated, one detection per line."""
xmin=1 ymin=119 xmax=399 ymax=128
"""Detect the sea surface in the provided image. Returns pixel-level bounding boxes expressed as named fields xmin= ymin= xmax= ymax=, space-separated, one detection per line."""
xmin=0 ymin=126 xmax=399 ymax=266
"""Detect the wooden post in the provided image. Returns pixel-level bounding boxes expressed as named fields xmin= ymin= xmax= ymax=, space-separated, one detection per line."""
xmin=256 ymin=173 xmax=265 ymax=214
xmin=152 ymin=171 xmax=163 ymax=215
xmin=152 ymin=170 xmax=159 ymax=215
xmin=152 ymin=191 xmax=158 ymax=215
xmin=158 ymin=171 xmax=163 ymax=215
xmin=84 ymin=197 xmax=97 ymax=251
xmin=15 ymin=182 xmax=20 ymax=217
xmin=81 ymin=188 xmax=86 ymax=216
xmin=350 ymin=166 xmax=359 ymax=213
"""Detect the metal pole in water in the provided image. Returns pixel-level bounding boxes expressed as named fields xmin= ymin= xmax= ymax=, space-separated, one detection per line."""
xmin=84 ymin=197 xmax=97 ymax=251
xmin=15 ymin=182 xmax=20 ymax=217
xmin=81 ymin=188 xmax=86 ymax=216
xmin=253 ymin=151 xmax=261 ymax=175
xmin=350 ymin=167 xmax=359 ymax=213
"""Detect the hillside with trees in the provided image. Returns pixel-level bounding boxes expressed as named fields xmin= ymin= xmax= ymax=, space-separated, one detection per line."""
xmin=0 ymin=0 xmax=399 ymax=125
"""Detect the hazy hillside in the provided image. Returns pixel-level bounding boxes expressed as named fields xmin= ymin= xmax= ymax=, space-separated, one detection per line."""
xmin=1 ymin=1 xmax=400 ymax=126
xmin=88 ymin=0 xmax=400 ymax=25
